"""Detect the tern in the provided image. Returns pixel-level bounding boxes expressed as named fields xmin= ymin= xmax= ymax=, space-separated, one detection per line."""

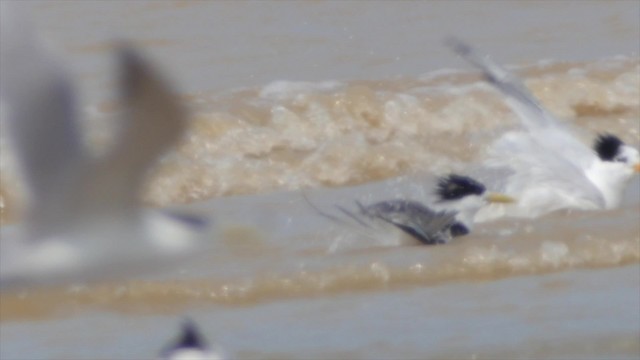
xmin=446 ymin=38 xmax=640 ymax=220
xmin=313 ymin=174 xmax=515 ymax=245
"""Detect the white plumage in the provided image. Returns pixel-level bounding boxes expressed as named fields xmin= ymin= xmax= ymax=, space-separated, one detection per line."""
xmin=447 ymin=38 xmax=640 ymax=221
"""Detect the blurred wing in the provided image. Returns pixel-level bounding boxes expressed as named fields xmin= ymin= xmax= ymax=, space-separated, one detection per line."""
xmin=74 ymin=46 xmax=186 ymax=213
xmin=0 ymin=2 xmax=83 ymax=207
xmin=446 ymin=38 xmax=597 ymax=169
xmin=113 ymin=46 xmax=185 ymax=176
xmin=0 ymin=2 xmax=89 ymax=239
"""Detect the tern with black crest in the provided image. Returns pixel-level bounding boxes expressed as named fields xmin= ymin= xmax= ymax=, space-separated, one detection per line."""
xmin=446 ymin=38 xmax=640 ymax=220
xmin=313 ymin=174 xmax=514 ymax=246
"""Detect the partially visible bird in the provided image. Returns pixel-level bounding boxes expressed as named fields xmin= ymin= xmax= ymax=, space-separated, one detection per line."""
xmin=0 ymin=3 xmax=210 ymax=289
xmin=446 ymin=38 xmax=640 ymax=221
xmin=312 ymin=174 xmax=515 ymax=245
xmin=158 ymin=319 xmax=226 ymax=360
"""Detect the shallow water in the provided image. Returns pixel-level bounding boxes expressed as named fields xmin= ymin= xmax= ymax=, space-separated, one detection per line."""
xmin=1 ymin=1 xmax=639 ymax=359
xmin=1 ymin=265 xmax=639 ymax=360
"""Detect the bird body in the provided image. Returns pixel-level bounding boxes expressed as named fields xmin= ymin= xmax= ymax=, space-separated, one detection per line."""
xmin=0 ymin=3 xmax=208 ymax=289
xmin=317 ymin=174 xmax=514 ymax=246
xmin=447 ymin=38 xmax=640 ymax=221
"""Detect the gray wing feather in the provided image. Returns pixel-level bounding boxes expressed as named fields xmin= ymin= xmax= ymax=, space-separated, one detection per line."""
xmin=304 ymin=193 xmax=458 ymax=245
xmin=0 ymin=1 xmax=83 ymax=200
xmin=82 ymin=46 xmax=186 ymax=211
xmin=445 ymin=37 xmax=554 ymax=129
xmin=361 ymin=200 xmax=457 ymax=245
xmin=0 ymin=3 xmax=85 ymax=237
xmin=337 ymin=205 xmax=372 ymax=228
xmin=446 ymin=37 xmax=597 ymax=169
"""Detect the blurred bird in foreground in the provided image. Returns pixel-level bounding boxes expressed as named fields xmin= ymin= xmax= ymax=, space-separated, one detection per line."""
xmin=0 ymin=3 xmax=209 ymax=290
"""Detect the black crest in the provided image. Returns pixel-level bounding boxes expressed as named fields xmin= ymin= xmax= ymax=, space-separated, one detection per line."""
xmin=436 ymin=174 xmax=486 ymax=201
xmin=594 ymin=133 xmax=622 ymax=161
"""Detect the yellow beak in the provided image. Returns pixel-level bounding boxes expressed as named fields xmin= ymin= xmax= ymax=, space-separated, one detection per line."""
xmin=485 ymin=192 xmax=516 ymax=204
xmin=634 ymin=163 xmax=640 ymax=172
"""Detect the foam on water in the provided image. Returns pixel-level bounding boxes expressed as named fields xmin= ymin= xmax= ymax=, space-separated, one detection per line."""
xmin=136 ymin=58 xmax=640 ymax=205
xmin=1 ymin=59 xmax=639 ymax=319
xmin=1 ymin=57 xmax=637 ymax=217
xmin=1 ymin=193 xmax=637 ymax=321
